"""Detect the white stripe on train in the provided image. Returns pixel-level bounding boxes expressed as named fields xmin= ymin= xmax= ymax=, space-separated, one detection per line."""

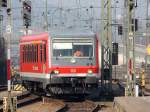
xmin=20 ymin=72 xmax=99 ymax=79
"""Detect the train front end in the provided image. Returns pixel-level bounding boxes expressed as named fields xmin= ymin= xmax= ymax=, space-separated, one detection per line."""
xmin=48 ymin=32 xmax=100 ymax=94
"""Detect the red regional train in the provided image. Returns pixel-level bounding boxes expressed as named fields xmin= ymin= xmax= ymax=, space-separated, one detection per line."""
xmin=19 ymin=31 xmax=100 ymax=95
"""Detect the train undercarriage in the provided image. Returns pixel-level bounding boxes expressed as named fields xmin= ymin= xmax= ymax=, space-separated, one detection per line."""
xmin=22 ymin=77 xmax=99 ymax=96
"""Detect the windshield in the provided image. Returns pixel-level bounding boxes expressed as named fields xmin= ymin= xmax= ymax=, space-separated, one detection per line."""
xmin=52 ymin=39 xmax=93 ymax=58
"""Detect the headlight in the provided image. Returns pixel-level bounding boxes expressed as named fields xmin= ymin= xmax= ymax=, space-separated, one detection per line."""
xmin=70 ymin=58 xmax=76 ymax=63
xmin=54 ymin=70 xmax=59 ymax=74
xmin=88 ymin=69 xmax=93 ymax=74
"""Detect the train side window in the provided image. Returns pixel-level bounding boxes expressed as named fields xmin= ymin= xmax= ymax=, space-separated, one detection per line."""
xmin=33 ymin=45 xmax=36 ymax=63
xmin=25 ymin=45 xmax=27 ymax=63
xmin=24 ymin=45 xmax=26 ymax=63
xmin=35 ymin=44 xmax=38 ymax=63
xmin=29 ymin=45 xmax=31 ymax=62
xmin=22 ymin=46 xmax=23 ymax=63
xmin=40 ymin=44 xmax=43 ymax=62
xmin=28 ymin=45 xmax=30 ymax=62
xmin=26 ymin=46 xmax=27 ymax=62
xmin=26 ymin=45 xmax=28 ymax=62
xmin=32 ymin=45 xmax=34 ymax=63
xmin=32 ymin=45 xmax=33 ymax=62
xmin=26 ymin=45 xmax=28 ymax=63
xmin=26 ymin=45 xmax=27 ymax=62
xmin=36 ymin=44 xmax=38 ymax=63
xmin=23 ymin=46 xmax=25 ymax=63
xmin=44 ymin=44 xmax=46 ymax=63
xmin=30 ymin=45 xmax=32 ymax=62
xmin=27 ymin=45 xmax=30 ymax=63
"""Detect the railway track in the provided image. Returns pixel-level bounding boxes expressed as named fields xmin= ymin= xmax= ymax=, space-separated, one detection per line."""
xmin=0 ymin=91 xmax=112 ymax=111
xmin=41 ymin=96 xmax=101 ymax=112
xmin=0 ymin=91 xmax=41 ymax=111
xmin=59 ymin=100 xmax=100 ymax=112
xmin=42 ymin=97 xmax=67 ymax=111
xmin=0 ymin=93 xmax=67 ymax=112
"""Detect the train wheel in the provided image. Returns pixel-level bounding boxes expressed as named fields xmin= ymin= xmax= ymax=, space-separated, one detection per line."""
xmin=51 ymin=87 xmax=63 ymax=95
xmin=46 ymin=85 xmax=63 ymax=96
xmin=27 ymin=85 xmax=34 ymax=93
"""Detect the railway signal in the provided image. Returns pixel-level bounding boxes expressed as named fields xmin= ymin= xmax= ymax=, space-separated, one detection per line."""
xmin=132 ymin=18 xmax=138 ymax=32
xmin=129 ymin=0 xmax=137 ymax=11
xmin=23 ymin=0 xmax=31 ymax=28
xmin=0 ymin=0 xmax=7 ymax=7
xmin=129 ymin=0 xmax=134 ymax=11
xmin=118 ymin=25 xmax=123 ymax=35
xmin=112 ymin=43 xmax=118 ymax=65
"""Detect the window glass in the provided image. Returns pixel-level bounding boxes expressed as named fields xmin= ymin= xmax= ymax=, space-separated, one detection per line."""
xmin=40 ymin=44 xmax=43 ymax=62
xmin=73 ymin=44 xmax=93 ymax=57
xmin=34 ymin=45 xmax=36 ymax=62
xmin=29 ymin=45 xmax=31 ymax=62
xmin=44 ymin=44 xmax=46 ymax=62
xmin=52 ymin=42 xmax=93 ymax=57
xmin=23 ymin=46 xmax=25 ymax=63
xmin=27 ymin=45 xmax=29 ymax=62
xmin=25 ymin=45 xmax=27 ymax=62
xmin=36 ymin=44 xmax=38 ymax=62
xmin=32 ymin=45 xmax=34 ymax=62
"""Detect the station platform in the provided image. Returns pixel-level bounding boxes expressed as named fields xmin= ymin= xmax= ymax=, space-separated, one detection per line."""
xmin=114 ymin=96 xmax=150 ymax=112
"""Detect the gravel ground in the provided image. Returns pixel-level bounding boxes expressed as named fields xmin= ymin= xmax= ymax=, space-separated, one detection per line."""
xmin=18 ymin=100 xmax=65 ymax=112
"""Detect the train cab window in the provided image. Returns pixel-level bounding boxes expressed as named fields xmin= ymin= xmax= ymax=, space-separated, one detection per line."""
xmin=53 ymin=43 xmax=72 ymax=57
xmin=52 ymin=42 xmax=93 ymax=58
xmin=73 ymin=43 xmax=93 ymax=57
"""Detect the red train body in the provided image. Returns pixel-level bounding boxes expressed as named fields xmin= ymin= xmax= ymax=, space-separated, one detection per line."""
xmin=20 ymin=31 xmax=100 ymax=95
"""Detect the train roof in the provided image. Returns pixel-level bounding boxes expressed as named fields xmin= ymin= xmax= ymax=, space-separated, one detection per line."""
xmin=49 ymin=30 xmax=95 ymax=38
xmin=20 ymin=32 xmax=48 ymax=42
xmin=20 ymin=30 xmax=96 ymax=42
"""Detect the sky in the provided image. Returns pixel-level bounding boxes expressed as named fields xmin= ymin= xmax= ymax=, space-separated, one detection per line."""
xmin=0 ymin=0 xmax=149 ymax=45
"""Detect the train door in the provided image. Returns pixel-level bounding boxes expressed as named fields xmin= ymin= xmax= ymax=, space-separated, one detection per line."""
xmin=39 ymin=41 xmax=47 ymax=73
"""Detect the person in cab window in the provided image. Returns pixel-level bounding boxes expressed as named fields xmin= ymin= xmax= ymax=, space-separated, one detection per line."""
xmin=74 ymin=50 xmax=83 ymax=57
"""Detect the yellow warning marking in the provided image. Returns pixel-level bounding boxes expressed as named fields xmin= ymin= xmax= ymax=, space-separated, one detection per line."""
xmin=13 ymin=84 xmax=25 ymax=91
xmin=147 ymin=44 xmax=150 ymax=55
